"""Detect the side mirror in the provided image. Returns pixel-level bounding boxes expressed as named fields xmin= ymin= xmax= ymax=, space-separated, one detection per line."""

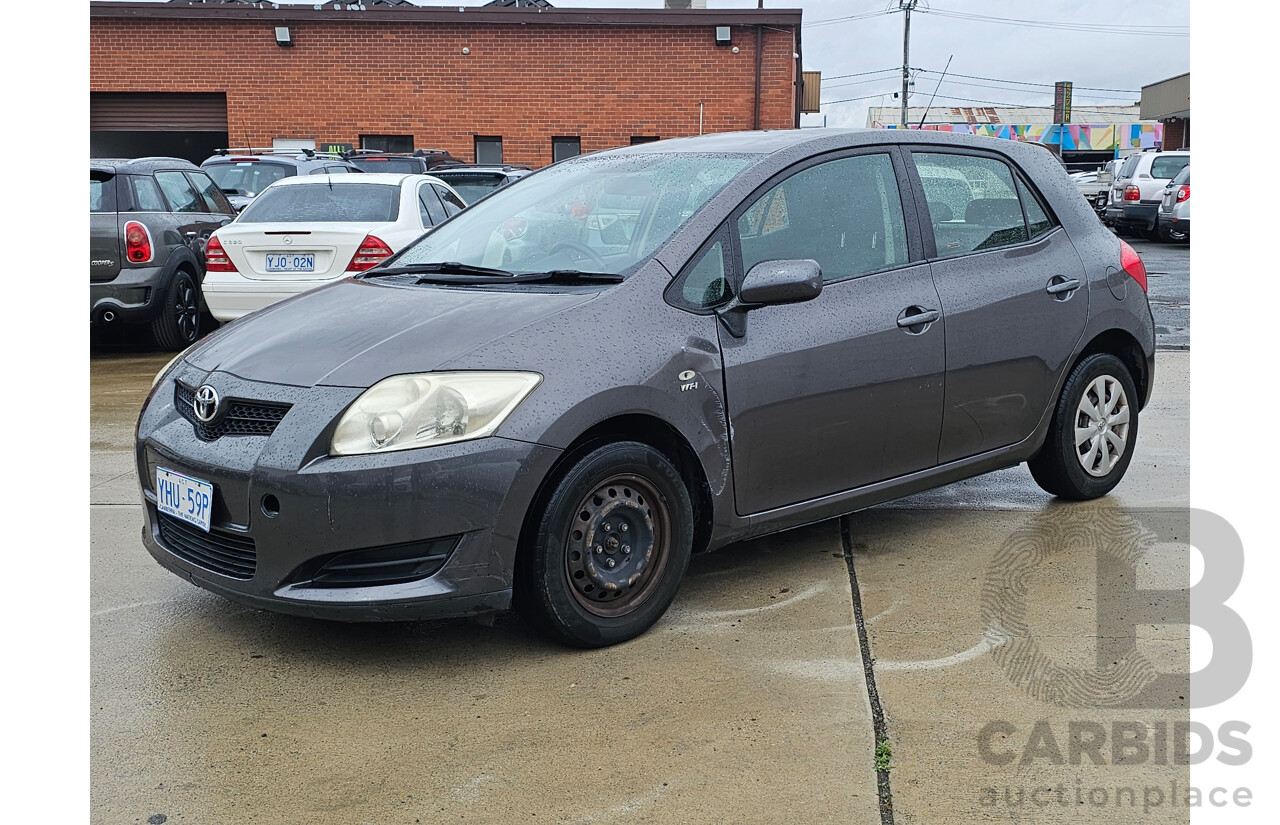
xmin=717 ymin=259 xmax=822 ymax=338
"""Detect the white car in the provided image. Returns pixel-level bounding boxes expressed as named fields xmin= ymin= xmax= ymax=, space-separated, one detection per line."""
xmin=202 ymin=173 xmax=467 ymax=321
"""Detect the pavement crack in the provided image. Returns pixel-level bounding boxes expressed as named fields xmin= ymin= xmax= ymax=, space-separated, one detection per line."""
xmin=841 ymin=515 xmax=894 ymax=825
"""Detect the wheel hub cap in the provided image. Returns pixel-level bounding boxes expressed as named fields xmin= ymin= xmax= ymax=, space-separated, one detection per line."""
xmin=1074 ymin=375 xmax=1130 ymax=478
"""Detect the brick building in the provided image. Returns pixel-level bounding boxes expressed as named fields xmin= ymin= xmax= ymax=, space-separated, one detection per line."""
xmin=89 ymin=1 xmax=805 ymax=166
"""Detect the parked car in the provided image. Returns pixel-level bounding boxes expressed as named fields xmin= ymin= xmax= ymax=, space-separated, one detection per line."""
xmin=427 ymin=164 xmax=533 ymax=205
xmin=1071 ymin=170 xmax=1105 ymax=202
xmin=138 ymin=129 xmax=1154 ymax=648
xmin=1157 ymin=165 xmax=1190 ymax=242
xmin=91 ymin=157 xmax=236 ymax=349
xmin=201 ymin=149 xmax=364 ymax=212
xmin=201 ymin=173 xmax=467 ymax=321
xmin=1104 ymin=149 xmax=1190 ymax=238
xmin=344 ymin=148 xmax=462 ymax=174
xmin=1093 ymin=158 xmax=1125 ymax=216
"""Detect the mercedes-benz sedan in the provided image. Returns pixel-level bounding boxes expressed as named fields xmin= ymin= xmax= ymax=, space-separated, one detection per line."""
xmin=137 ymin=129 xmax=1155 ymax=648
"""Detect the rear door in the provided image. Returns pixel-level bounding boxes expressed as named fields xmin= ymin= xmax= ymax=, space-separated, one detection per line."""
xmin=90 ymin=170 xmax=120 ymax=282
xmin=905 ymin=148 xmax=1089 ymax=463
xmin=717 ymin=148 xmax=945 ymax=515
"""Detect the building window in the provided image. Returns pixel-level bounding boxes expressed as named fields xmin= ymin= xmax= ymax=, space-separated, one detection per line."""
xmin=475 ymin=136 xmax=503 ymax=165
xmin=361 ymin=135 xmax=413 ymax=153
xmin=552 ymin=137 xmax=581 ymax=163
xmin=630 ymin=136 xmax=660 ymax=145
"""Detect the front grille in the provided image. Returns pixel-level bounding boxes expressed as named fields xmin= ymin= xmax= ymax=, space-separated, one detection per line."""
xmin=175 ymin=382 xmax=291 ymax=441
xmin=157 ymin=512 xmax=257 ymax=580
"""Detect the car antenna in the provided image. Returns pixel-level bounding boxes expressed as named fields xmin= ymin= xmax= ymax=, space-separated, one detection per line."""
xmin=918 ymin=54 xmax=953 ymax=130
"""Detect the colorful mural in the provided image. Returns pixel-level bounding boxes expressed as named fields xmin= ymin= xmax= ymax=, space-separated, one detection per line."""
xmin=874 ymin=122 xmax=1164 ymax=152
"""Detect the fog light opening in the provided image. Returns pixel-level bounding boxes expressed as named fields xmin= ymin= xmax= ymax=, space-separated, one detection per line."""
xmin=261 ymin=494 xmax=280 ymax=518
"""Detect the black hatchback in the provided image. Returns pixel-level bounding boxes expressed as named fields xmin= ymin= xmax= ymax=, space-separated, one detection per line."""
xmin=137 ymin=129 xmax=1154 ymax=646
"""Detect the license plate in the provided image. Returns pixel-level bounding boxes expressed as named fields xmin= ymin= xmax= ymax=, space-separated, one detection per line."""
xmin=265 ymin=253 xmax=315 ymax=272
xmin=155 ymin=467 xmax=214 ymax=532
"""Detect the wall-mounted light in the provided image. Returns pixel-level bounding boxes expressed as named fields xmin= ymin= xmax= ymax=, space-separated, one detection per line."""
xmin=715 ymin=26 xmax=731 ymax=47
xmin=275 ymin=26 xmax=293 ymax=48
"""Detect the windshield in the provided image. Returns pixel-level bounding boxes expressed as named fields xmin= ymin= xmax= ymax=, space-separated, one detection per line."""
xmin=205 ymin=162 xmax=292 ymax=197
xmin=393 ymin=153 xmax=754 ymax=276
xmin=431 ymin=173 xmax=509 ymax=205
xmin=351 ymin=158 xmax=421 ymax=174
xmin=237 ymin=183 xmax=402 ymax=223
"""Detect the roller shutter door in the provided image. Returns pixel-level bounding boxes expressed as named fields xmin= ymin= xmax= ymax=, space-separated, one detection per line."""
xmin=91 ymin=92 xmax=228 ymax=131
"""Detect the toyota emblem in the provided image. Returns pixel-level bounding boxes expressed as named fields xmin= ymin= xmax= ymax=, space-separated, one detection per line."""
xmin=193 ymin=385 xmax=221 ymax=423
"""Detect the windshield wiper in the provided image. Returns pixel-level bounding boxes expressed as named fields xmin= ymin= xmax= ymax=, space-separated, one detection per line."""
xmin=364 ymin=261 xmax=515 ymax=279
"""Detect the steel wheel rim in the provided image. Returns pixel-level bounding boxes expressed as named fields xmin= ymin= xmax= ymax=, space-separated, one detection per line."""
xmin=174 ymin=277 xmax=199 ymax=342
xmin=1074 ymin=374 xmax=1130 ymax=478
xmin=564 ymin=473 xmax=670 ymax=617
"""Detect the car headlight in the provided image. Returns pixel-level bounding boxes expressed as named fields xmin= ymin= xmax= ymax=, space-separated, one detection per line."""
xmin=330 ymin=371 xmax=542 ymax=456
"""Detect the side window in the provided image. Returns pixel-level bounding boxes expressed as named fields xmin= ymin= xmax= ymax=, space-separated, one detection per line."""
xmin=737 ymin=153 xmax=909 ymax=284
xmin=1119 ymin=155 xmax=1141 ymax=179
xmin=435 ymin=185 xmax=466 ymax=217
xmin=128 ymin=176 xmax=166 ymax=212
xmin=419 ymin=184 xmax=447 ymax=226
xmin=682 ymin=240 xmax=728 ymax=308
xmin=1016 ymin=176 xmax=1054 ymax=239
xmin=913 ymin=152 xmax=1028 ymax=258
xmin=186 ymin=171 xmax=233 ymax=214
xmin=90 ymin=173 xmax=117 ymax=213
xmin=154 ymin=171 xmax=205 ymax=213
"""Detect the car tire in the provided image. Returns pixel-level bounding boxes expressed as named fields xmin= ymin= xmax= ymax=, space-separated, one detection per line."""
xmin=150 ymin=269 xmax=202 ymax=351
xmin=518 ymin=441 xmax=694 ymax=648
xmin=1028 ymin=354 xmax=1139 ymax=501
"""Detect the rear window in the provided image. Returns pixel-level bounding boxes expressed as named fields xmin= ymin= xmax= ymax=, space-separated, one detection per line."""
xmin=1171 ymin=166 xmax=1190 ymax=185
xmin=1150 ymin=155 xmax=1190 ymax=180
xmin=90 ymin=171 xmax=116 ymax=213
xmin=205 ymin=161 xmax=292 ymax=198
xmin=431 ymin=173 xmax=506 ymax=205
xmin=351 ymin=158 xmax=422 ymax=174
xmin=237 ymin=183 xmax=402 ymax=223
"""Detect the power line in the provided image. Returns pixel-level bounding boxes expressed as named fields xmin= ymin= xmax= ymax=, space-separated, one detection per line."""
xmin=820 ymin=90 xmax=902 ymax=106
xmin=913 ymin=69 xmax=1140 ymax=95
xmin=802 ymin=9 xmax=894 ymax=28
xmin=888 ymin=92 xmax=1146 ymax=115
xmin=914 ymin=76 xmax=1138 ymax=102
xmin=823 ymin=67 xmax=903 ymax=82
xmin=919 ymin=7 xmax=1188 ymax=37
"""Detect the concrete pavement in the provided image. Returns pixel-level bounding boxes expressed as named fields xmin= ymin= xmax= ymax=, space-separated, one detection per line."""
xmin=91 ymin=351 xmax=1190 ymax=823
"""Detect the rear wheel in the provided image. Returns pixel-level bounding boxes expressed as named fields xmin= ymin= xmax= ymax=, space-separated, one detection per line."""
xmin=150 ymin=269 xmax=202 ymax=351
xmin=518 ymin=441 xmax=693 ymax=648
xmin=1028 ymin=354 xmax=1139 ymax=500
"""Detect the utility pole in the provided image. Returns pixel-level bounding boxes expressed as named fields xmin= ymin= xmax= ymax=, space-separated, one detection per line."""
xmin=900 ymin=0 xmax=918 ymax=129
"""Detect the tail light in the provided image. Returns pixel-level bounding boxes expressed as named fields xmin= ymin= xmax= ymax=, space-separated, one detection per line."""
xmin=346 ymin=235 xmax=394 ymax=272
xmin=1175 ymin=185 xmax=1190 ymax=203
xmin=1119 ymin=239 xmax=1147 ymax=293
xmin=124 ymin=221 xmax=153 ymax=264
xmin=204 ymin=236 xmax=237 ymax=272
xmin=1123 ymin=185 xmax=1141 ymax=202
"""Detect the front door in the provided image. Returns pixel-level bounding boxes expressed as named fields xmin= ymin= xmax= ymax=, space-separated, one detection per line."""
xmin=717 ymin=150 xmax=946 ymax=515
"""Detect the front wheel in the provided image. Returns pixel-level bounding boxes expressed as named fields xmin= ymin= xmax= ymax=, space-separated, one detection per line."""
xmin=1028 ymin=354 xmax=1139 ymax=500
xmin=518 ymin=442 xmax=694 ymax=648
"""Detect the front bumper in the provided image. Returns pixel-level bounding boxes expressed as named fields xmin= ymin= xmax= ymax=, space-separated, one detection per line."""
xmin=138 ymin=364 xmax=561 ymax=621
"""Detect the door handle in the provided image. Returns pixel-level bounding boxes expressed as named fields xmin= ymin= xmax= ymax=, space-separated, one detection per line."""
xmin=896 ymin=307 xmax=940 ymax=329
xmin=1046 ymin=277 xmax=1081 ymax=296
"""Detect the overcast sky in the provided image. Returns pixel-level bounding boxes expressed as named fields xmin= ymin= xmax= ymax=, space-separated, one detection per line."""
xmin=94 ymin=0 xmax=1192 ymax=128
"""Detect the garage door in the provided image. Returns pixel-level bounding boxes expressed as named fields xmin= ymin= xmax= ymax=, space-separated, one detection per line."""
xmin=91 ymin=93 xmax=228 ymax=164
xmin=90 ymin=92 xmax=228 ymax=131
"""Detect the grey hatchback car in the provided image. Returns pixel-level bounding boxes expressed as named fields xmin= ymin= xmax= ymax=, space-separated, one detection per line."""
xmin=91 ymin=157 xmax=236 ymax=349
xmin=137 ymin=129 xmax=1155 ymax=647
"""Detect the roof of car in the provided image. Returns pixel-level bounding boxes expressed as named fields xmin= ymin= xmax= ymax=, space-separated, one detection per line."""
xmin=267 ymin=172 xmax=431 ymax=186
xmin=431 ymin=165 xmax=531 ymax=175
xmin=90 ymin=156 xmax=200 ymax=173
